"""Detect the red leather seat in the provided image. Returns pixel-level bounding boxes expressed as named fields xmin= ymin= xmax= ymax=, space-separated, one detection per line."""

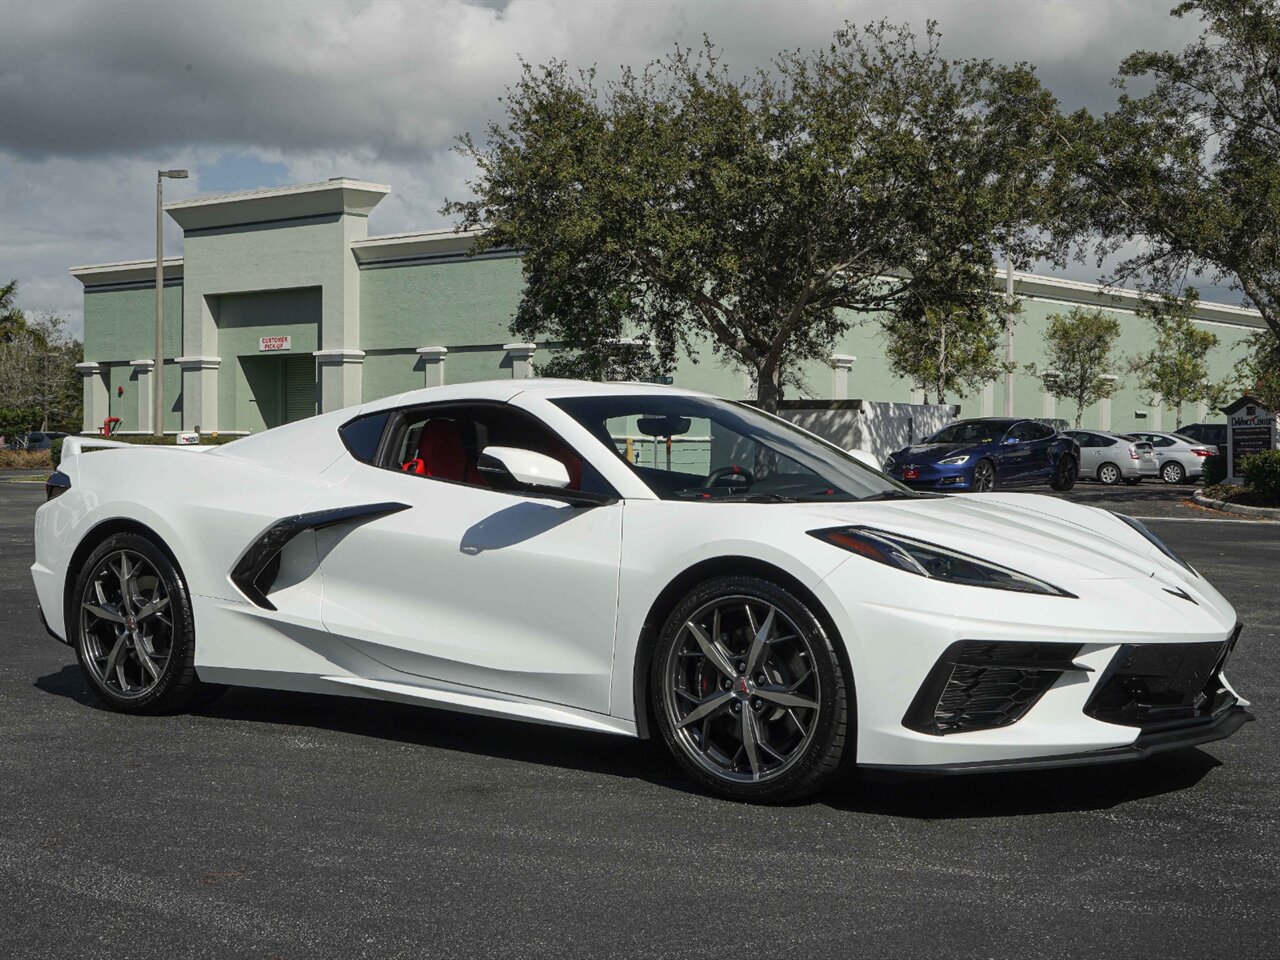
xmin=414 ymin=419 xmax=470 ymax=482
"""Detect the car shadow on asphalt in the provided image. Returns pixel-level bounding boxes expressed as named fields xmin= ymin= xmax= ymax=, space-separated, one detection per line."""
xmin=35 ymin=663 xmax=1221 ymax=816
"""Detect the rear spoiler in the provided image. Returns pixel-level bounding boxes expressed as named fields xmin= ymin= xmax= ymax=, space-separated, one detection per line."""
xmin=60 ymin=436 xmax=217 ymax=459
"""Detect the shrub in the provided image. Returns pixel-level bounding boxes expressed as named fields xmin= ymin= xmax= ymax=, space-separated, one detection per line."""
xmin=0 ymin=405 xmax=41 ymax=440
xmin=50 ymin=437 xmax=63 ymax=466
xmin=1241 ymin=449 xmax=1280 ymax=500
xmin=0 ymin=448 xmax=53 ymax=469
xmin=1202 ymin=452 xmax=1227 ymax=485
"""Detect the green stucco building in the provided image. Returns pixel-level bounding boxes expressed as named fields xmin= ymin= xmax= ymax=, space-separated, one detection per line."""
xmin=71 ymin=177 xmax=1265 ymax=436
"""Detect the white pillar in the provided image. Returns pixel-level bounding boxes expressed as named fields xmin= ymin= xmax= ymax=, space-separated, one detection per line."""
xmin=130 ymin=359 xmax=155 ymax=433
xmin=1196 ymin=399 xmax=1208 ymax=423
xmin=1151 ymin=394 xmax=1163 ymax=431
xmin=1043 ymin=390 xmax=1056 ymax=419
xmin=911 ymin=387 xmax=926 ymax=405
xmin=981 ymin=382 xmax=994 ymax=417
xmin=504 ymin=342 xmax=537 ymax=379
xmin=828 ymin=354 xmax=856 ymax=400
xmin=313 ymin=349 xmax=365 ymax=414
xmin=177 ymin=356 xmax=221 ymax=432
xmin=417 ymin=346 xmax=448 ymax=388
xmin=1100 ymin=396 xmax=1113 ymax=431
xmin=74 ymin=362 xmax=107 ymax=434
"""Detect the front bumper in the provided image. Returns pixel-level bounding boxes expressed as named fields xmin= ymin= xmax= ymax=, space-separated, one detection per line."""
xmin=884 ymin=462 xmax=975 ymax=491
xmin=863 ymin=706 xmax=1254 ymax=774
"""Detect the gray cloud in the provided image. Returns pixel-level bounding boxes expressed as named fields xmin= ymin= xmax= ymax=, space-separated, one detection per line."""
xmin=0 ymin=0 xmax=1217 ymax=334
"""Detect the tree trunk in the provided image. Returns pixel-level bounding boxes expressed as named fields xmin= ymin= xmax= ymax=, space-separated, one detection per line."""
xmin=755 ymin=364 xmax=783 ymax=414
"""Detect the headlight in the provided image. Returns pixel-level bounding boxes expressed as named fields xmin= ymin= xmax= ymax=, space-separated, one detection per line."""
xmin=809 ymin=526 xmax=1074 ymax=596
xmin=939 ymin=454 xmax=970 ymax=465
xmin=1112 ymin=513 xmax=1197 ymax=576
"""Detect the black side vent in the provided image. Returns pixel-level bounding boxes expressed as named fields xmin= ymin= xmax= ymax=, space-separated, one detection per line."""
xmin=904 ymin=640 xmax=1087 ymax=736
xmin=1084 ymin=627 xmax=1240 ymax=730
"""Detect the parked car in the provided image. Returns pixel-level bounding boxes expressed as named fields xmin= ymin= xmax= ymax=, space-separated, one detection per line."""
xmin=32 ymin=381 xmax=1250 ymax=803
xmin=1127 ymin=431 xmax=1217 ymax=484
xmin=1065 ymin=430 xmax=1158 ymax=485
xmin=1175 ymin=422 xmax=1228 ymax=457
xmin=883 ymin=417 xmax=1079 ymax=492
xmin=6 ymin=431 xmax=67 ymax=451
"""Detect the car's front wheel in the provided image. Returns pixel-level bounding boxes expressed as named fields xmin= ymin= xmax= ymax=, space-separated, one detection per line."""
xmin=1161 ymin=461 xmax=1186 ymax=484
xmin=652 ymin=575 xmax=850 ymax=803
xmin=972 ymin=459 xmax=996 ymax=492
xmin=71 ymin=532 xmax=207 ymax=714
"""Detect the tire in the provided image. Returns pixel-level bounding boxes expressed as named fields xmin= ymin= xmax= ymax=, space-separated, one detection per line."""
xmin=972 ymin=459 xmax=996 ymax=492
xmin=70 ymin=532 xmax=206 ymax=714
xmin=1051 ymin=454 xmax=1078 ymax=491
xmin=1097 ymin=462 xmax=1122 ymax=485
xmin=1161 ymin=461 xmax=1186 ymax=484
xmin=1122 ymin=477 xmax=1142 ymax=486
xmin=651 ymin=575 xmax=850 ymax=803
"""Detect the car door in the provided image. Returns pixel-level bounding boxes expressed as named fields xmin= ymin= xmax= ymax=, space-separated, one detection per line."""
xmin=1025 ymin=422 xmax=1058 ymax=483
xmin=1072 ymin=432 xmax=1102 ymax=476
xmin=995 ymin=421 xmax=1035 ymax=484
xmin=313 ymin=401 xmax=624 ymax=714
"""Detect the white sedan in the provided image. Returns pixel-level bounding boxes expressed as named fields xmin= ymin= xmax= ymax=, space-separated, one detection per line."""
xmin=31 ymin=381 xmax=1252 ymax=802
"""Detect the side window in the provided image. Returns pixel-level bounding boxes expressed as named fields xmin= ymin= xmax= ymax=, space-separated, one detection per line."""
xmin=1031 ymin=423 xmax=1055 ymax=441
xmin=1152 ymin=435 xmax=1175 ymax=448
xmin=383 ymin=403 xmax=613 ymax=496
xmin=1007 ymin=422 xmax=1036 ymax=442
xmin=339 ymin=411 xmax=390 ymax=464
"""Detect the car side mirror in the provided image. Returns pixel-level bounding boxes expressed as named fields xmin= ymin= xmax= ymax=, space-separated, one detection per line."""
xmin=477 ymin=446 xmax=614 ymax=508
xmin=1002 ymin=436 xmax=1020 ymax=445
xmin=478 ymin=446 xmax=571 ymax=488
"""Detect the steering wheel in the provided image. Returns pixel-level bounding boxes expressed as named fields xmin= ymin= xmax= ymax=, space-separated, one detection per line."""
xmin=703 ymin=464 xmax=755 ymax=489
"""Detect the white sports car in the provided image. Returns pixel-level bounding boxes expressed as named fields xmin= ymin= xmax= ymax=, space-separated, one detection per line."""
xmin=32 ymin=381 xmax=1252 ymax=802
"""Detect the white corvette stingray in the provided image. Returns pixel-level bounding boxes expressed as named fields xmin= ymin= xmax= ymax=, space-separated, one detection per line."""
xmin=32 ymin=380 xmax=1252 ymax=801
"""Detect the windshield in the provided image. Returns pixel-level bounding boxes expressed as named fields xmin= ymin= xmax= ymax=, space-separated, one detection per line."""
xmin=925 ymin=420 xmax=1013 ymax=444
xmin=551 ymin=394 xmax=919 ymax=502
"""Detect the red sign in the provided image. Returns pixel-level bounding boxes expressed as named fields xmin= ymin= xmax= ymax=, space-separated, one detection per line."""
xmin=259 ymin=336 xmax=291 ymax=352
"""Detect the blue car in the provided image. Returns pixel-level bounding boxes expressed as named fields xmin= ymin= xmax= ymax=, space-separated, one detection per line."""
xmin=883 ymin=418 xmax=1079 ymax=492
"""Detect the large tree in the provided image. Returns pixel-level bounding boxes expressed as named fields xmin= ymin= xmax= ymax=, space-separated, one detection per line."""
xmin=1071 ymin=0 xmax=1280 ymax=342
xmin=445 ymin=22 xmax=1069 ymax=411
xmin=0 ymin=308 xmax=82 ymax=433
xmin=0 ymin=279 xmax=26 ymax=344
xmin=1127 ymin=289 xmax=1231 ymax=428
xmin=1038 ymin=307 xmax=1122 ymax=428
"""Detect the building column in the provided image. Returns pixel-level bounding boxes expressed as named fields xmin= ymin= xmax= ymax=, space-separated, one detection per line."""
xmin=314 ymin=349 xmax=366 ymax=413
xmin=129 ymin=359 xmax=155 ymax=433
xmin=417 ymin=346 xmax=448 ymax=388
xmin=1098 ymin=375 xmax=1118 ymax=430
xmin=828 ymin=354 xmax=856 ymax=400
xmin=177 ymin=356 xmax=220 ymax=432
xmin=74 ymin=362 xmax=107 ymax=434
xmin=1196 ymin=399 xmax=1208 ymax=423
xmin=504 ymin=342 xmax=537 ymax=379
xmin=1151 ymin=394 xmax=1163 ymax=431
xmin=911 ymin=387 xmax=925 ymax=405
xmin=981 ymin=382 xmax=994 ymax=417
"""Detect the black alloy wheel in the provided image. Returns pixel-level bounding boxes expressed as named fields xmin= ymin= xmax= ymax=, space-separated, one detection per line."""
xmin=972 ymin=460 xmax=996 ymax=492
xmin=652 ymin=575 xmax=850 ymax=803
xmin=72 ymin=532 xmax=207 ymax=714
xmin=1051 ymin=455 xmax=1078 ymax=491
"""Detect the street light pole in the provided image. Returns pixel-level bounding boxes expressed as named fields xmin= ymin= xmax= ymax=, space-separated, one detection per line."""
xmin=154 ymin=169 xmax=188 ymax=436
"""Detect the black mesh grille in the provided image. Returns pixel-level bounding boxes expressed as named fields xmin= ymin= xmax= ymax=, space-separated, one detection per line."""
xmin=904 ymin=641 xmax=1084 ymax=736
xmin=1084 ymin=629 xmax=1240 ymax=730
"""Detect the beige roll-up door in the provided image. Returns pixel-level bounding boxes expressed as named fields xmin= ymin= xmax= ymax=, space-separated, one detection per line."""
xmin=283 ymin=355 xmax=316 ymax=423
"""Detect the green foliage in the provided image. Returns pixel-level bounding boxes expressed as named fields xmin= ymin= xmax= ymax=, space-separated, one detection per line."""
xmin=1203 ymin=452 xmax=1228 ymax=485
xmin=881 ymin=261 xmax=1017 ymax=403
xmin=1128 ymin=289 xmax=1229 ymax=427
xmin=0 ymin=279 xmax=26 ymax=344
xmin=50 ymin=437 xmax=63 ymax=466
xmin=1038 ymin=307 xmax=1122 ymax=428
xmin=0 ymin=405 xmax=41 ymax=438
xmin=0 ymin=294 xmax=83 ymax=433
xmin=1234 ymin=331 xmax=1280 ymax=412
xmin=1067 ymin=0 xmax=1280 ymax=343
xmin=1241 ymin=449 xmax=1280 ymax=499
xmin=445 ymin=22 xmax=1070 ymax=410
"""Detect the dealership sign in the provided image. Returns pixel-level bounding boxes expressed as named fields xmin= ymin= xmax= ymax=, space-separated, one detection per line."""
xmin=1222 ymin=395 xmax=1277 ymax=483
xmin=259 ymin=336 xmax=291 ymax=352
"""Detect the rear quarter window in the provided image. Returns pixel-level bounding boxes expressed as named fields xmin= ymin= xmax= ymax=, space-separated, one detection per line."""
xmin=339 ymin=412 xmax=390 ymax=464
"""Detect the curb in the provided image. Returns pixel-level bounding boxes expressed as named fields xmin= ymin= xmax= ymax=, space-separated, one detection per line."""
xmin=1193 ymin=490 xmax=1280 ymax=519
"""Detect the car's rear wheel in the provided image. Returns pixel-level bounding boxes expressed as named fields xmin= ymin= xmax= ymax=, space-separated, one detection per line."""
xmin=652 ymin=576 xmax=850 ymax=803
xmin=71 ymin=532 xmax=206 ymax=714
xmin=1051 ymin=454 xmax=1078 ymax=491
xmin=1161 ymin=461 xmax=1186 ymax=484
xmin=1098 ymin=462 xmax=1122 ymax=485
xmin=972 ymin=459 xmax=996 ymax=492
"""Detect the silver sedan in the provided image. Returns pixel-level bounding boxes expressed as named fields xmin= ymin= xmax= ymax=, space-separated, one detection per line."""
xmin=1065 ymin=430 xmax=1158 ymax=485
xmin=1128 ymin=431 xmax=1218 ymax=484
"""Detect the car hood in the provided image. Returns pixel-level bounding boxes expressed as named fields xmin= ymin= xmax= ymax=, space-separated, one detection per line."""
xmin=886 ymin=443 xmax=986 ymax=463
xmin=798 ymin=492 xmax=1195 ymax=587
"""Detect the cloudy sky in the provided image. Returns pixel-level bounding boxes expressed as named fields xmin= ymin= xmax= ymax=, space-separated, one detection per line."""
xmin=0 ymin=0 xmax=1211 ymax=337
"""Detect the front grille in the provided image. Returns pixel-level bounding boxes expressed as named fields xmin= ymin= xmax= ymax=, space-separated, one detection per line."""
xmin=1084 ymin=627 xmax=1240 ymax=730
xmin=904 ymin=640 xmax=1085 ymax=736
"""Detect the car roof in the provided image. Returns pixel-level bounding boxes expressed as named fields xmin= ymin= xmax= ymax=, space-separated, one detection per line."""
xmin=360 ymin=378 xmax=714 ymax=414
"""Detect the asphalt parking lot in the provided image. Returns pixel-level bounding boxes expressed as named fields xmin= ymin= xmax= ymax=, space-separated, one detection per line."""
xmin=1 ymin=479 xmax=1276 ymax=959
